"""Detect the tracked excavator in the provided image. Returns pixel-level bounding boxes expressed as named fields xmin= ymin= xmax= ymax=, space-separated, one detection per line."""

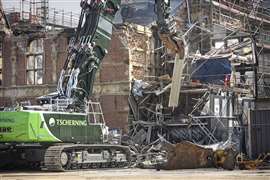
xmin=0 ymin=0 xmax=182 ymax=171
xmin=0 ymin=0 xmax=133 ymax=171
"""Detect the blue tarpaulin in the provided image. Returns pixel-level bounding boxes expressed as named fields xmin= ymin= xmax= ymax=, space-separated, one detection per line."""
xmin=191 ymin=57 xmax=231 ymax=84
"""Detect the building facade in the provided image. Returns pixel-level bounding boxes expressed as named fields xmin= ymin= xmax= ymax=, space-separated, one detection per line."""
xmin=0 ymin=1 xmax=154 ymax=132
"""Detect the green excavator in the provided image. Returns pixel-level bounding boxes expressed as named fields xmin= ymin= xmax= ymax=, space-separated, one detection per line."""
xmin=0 ymin=0 xmax=134 ymax=171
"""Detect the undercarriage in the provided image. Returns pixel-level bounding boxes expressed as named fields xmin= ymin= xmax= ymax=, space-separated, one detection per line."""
xmin=0 ymin=143 xmax=133 ymax=171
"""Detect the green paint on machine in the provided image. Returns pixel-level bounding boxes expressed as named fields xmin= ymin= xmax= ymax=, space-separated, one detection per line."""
xmin=0 ymin=111 xmax=104 ymax=144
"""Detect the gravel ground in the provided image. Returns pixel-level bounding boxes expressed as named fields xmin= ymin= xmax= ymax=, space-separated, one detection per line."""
xmin=0 ymin=168 xmax=270 ymax=180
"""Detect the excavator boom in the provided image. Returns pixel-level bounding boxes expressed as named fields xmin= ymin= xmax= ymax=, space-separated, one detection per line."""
xmin=39 ymin=0 xmax=121 ymax=111
xmin=154 ymin=0 xmax=184 ymax=56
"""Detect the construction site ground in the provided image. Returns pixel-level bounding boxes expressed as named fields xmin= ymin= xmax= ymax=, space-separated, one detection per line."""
xmin=0 ymin=168 xmax=270 ymax=180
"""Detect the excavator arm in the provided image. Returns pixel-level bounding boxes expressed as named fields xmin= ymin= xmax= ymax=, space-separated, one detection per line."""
xmin=154 ymin=0 xmax=184 ymax=57
xmin=154 ymin=0 xmax=186 ymax=107
xmin=40 ymin=0 xmax=183 ymax=110
xmin=41 ymin=0 xmax=121 ymax=111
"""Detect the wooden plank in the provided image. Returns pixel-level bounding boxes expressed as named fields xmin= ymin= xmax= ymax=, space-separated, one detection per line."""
xmin=169 ymin=54 xmax=184 ymax=107
xmin=128 ymin=94 xmax=139 ymax=121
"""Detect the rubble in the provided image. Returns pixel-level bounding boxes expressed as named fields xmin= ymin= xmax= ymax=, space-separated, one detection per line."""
xmin=132 ymin=137 xmax=237 ymax=170
xmin=236 ymin=153 xmax=270 ymax=170
xmin=162 ymin=141 xmax=214 ymax=170
xmin=127 ymin=0 xmax=270 ymax=171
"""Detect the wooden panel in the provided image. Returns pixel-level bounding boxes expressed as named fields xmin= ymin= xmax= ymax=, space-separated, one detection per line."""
xmin=169 ymin=54 xmax=184 ymax=107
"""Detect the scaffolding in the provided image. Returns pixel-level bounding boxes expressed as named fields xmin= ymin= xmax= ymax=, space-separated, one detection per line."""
xmin=4 ymin=0 xmax=80 ymax=28
xmin=209 ymin=0 xmax=270 ymax=97
xmin=128 ymin=0 xmax=270 ymax=147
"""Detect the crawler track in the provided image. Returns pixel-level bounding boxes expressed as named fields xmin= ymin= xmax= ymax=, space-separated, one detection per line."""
xmin=44 ymin=144 xmax=132 ymax=171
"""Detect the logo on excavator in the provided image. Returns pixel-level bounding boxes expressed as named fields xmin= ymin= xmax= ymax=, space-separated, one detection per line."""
xmin=49 ymin=118 xmax=56 ymax=127
xmin=0 ymin=127 xmax=12 ymax=133
xmin=47 ymin=117 xmax=87 ymax=127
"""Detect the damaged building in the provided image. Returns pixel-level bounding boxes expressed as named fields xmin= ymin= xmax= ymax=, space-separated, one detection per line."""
xmin=0 ymin=0 xmax=155 ymax=132
xmin=127 ymin=0 xmax=270 ymax=166
xmin=94 ymin=24 xmax=153 ymax=131
xmin=1 ymin=0 xmax=270 ymax=171
xmin=0 ymin=12 xmax=72 ymax=106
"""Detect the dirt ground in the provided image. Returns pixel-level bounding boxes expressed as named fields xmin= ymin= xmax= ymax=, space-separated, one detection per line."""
xmin=0 ymin=168 xmax=270 ymax=180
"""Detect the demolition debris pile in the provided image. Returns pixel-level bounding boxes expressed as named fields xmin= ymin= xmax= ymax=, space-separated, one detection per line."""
xmin=126 ymin=0 xmax=270 ymax=170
